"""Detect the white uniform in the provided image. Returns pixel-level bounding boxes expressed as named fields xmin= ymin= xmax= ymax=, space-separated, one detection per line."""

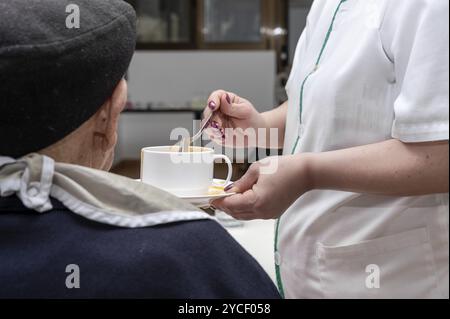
xmin=280 ymin=0 xmax=449 ymax=298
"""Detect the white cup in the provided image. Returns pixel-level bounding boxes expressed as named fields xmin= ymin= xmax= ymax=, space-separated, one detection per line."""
xmin=141 ymin=146 xmax=233 ymax=197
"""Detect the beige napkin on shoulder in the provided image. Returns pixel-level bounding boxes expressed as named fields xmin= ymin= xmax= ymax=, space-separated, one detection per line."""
xmin=0 ymin=154 xmax=211 ymax=228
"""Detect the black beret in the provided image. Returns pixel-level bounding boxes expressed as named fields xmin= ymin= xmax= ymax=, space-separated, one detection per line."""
xmin=0 ymin=0 xmax=136 ymax=158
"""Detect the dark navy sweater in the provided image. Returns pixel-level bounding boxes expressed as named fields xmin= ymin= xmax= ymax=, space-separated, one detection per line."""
xmin=0 ymin=196 xmax=280 ymax=299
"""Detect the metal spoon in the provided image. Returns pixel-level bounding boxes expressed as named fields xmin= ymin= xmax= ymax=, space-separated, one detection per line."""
xmin=177 ymin=112 xmax=214 ymax=152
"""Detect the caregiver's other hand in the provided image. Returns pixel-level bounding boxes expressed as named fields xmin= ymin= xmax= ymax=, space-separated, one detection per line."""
xmin=213 ymin=155 xmax=313 ymax=220
xmin=203 ymin=90 xmax=268 ymax=147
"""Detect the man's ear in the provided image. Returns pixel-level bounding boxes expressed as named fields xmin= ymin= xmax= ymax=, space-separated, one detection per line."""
xmin=93 ymin=79 xmax=128 ymax=151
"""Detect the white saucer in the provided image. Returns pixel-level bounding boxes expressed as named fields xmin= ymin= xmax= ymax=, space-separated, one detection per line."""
xmin=136 ymin=179 xmax=235 ymax=208
xmin=182 ymin=179 xmax=236 ymax=208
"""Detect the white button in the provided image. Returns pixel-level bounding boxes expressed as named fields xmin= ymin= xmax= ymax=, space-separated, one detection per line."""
xmin=27 ymin=187 xmax=39 ymax=197
xmin=274 ymin=251 xmax=282 ymax=266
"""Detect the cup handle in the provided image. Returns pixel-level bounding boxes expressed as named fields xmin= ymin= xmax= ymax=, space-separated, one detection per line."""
xmin=212 ymin=154 xmax=233 ymax=187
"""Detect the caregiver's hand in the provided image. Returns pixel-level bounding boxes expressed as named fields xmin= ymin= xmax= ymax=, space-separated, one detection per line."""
xmin=213 ymin=155 xmax=313 ymax=220
xmin=203 ymin=90 xmax=268 ymax=147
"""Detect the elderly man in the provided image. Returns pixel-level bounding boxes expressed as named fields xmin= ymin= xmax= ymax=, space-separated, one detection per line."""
xmin=0 ymin=0 xmax=280 ymax=299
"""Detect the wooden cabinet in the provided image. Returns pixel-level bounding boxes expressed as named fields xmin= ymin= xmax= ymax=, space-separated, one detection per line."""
xmin=126 ymin=0 xmax=287 ymax=53
xmin=199 ymin=0 xmax=266 ymax=49
xmin=126 ymin=0 xmax=197 ymax=49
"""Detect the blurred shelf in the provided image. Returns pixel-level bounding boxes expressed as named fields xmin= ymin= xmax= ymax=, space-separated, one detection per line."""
xmin=123 ymin=109 xmax=203 ymax=113
xmin=123 ymin=108 xmax=204 ymax=120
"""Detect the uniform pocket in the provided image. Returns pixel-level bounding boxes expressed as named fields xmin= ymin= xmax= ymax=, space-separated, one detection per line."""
xmin=317 ymin=228 xmax=441 ymax=299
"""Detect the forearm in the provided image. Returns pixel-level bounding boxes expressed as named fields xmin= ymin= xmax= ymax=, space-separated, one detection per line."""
xmin=261 ymin=101 xmax=288 ymax=148
xmin=306 ymin=139 xmax=449 ymax=196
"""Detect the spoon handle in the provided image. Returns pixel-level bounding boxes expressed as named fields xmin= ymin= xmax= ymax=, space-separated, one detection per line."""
xmin=192 ymin=112 xmax=214 ymax=143
xmin=179 ymin=112 xmax=214 ymax=152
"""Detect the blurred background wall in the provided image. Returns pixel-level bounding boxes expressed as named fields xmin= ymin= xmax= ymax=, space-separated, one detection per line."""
xmin=113 ymin=0 xmax=312 ymax=177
